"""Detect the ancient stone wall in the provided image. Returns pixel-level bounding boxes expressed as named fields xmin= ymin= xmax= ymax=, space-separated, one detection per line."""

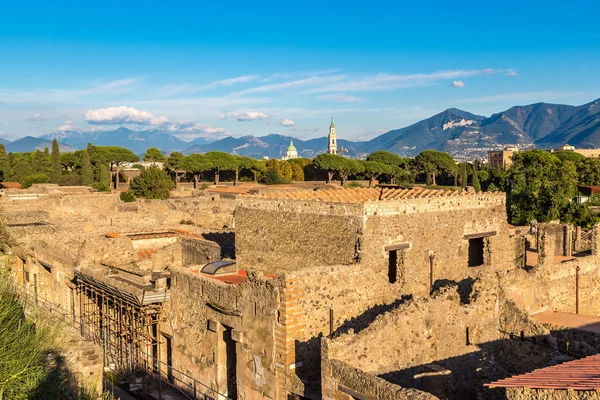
xmin=325 ymin=274 xmax=556 ymax=399
xmin=181 ymin=237 xmax=223 ymax=266
xmin=235 ymin=199 xmax=364 ymax=272
xmin=361 ymin=195 xmax=513 ymax=296
xmin=321 ymin=339 xmax=435 ymax=400
xmin=164 ymin=268 xmax=282 ymax=399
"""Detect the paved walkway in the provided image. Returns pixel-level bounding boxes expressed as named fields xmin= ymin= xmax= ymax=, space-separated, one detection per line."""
xmin=533 ymin=311 xmax=600 ymax=333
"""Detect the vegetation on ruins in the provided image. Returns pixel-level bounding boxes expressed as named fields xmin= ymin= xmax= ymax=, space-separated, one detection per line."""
xmin=119 ymin=190 xmax=136 ymax=202
xmin=21 ymin=173 xmax=49 ymax=189
xmin=0 ymin=280 xmax=114 ymax=400
xmin=130 ymin=165 xmax=173 ymax=199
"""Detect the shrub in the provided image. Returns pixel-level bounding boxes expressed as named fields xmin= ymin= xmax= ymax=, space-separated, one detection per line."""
xmin=346 ymin=181 xmax=364 ymax=188
xmin=21 ymin=173 xmax=49 ymax=189
xmin=132 ymin=164 xmax=146 ymax=170
xmin=129 ymin=165 xmax=173 ymax=199
xmin=119 ymin=190 xmax=136 ymax=202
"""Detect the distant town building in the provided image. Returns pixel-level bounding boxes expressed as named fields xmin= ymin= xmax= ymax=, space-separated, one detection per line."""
xmin=327 ymin=119 xmax=337 ymax=155
xmin=487 ymin=146 xmax=519 ymax=169
xmin=281 ymin=141 xmax=299 ymax=160
xmin=551 ymin=144 xmax=600 ymax=158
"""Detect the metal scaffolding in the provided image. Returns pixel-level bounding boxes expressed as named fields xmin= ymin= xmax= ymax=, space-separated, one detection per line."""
xmin=75 ymin=271 xmax=163 ymax=377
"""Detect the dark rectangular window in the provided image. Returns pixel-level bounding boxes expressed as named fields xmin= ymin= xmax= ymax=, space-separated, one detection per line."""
xmin=388 ymin=250 xmax=397 ymax=283
xmin=468 ymin=238 xmax=484 ymax=267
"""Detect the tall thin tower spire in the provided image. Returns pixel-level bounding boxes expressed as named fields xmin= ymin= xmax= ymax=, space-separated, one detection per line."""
xmin=327 ymin=119 xmax=337 ymax=155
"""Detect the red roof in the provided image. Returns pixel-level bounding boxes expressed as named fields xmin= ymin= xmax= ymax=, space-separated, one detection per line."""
xmin=0 ymin=182 xmax=22 ymax=189
xmin=486 ymin=354 xmax=600 ymax=390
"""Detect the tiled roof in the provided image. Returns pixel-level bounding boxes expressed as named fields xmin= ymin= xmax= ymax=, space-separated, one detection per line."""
xmin=137 ymin=249 xmax=157 ymax=260
xmin=245 ymin=187 xmax=474 ymax=204
xmin=486 ymin=354 xmax=600 ymax=390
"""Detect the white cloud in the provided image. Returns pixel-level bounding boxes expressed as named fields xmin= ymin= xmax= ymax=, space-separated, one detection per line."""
xmin=318 ymin=94 xmax=361 ymax=103
xmin=452 ymin=80 xmax=466 ymax=88
xmin=25 ymin=113 xmax=47 ymax=121
xmin=56 ymin=120 xmax=79 ymax=132
xmin=84 ymin=106 xmax=169 ymax=125
xmin=280 ymin=118 xmax=295 ymax=127
xmin=219 ymin=111 xmax=270 ymax=122
xmin=506 ymin=71 xmax=518 ymax=77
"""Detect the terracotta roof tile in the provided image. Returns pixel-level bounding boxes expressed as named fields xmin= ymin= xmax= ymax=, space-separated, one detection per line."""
xmin=244 ymin=187 xmax=476 ymax=204
xmin=486 ymin=354 xmax=600 ymax=390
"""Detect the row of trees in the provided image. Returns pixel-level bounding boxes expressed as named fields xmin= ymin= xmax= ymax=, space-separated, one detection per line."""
xmin=5 ymin=143 xmax=600 ymax=228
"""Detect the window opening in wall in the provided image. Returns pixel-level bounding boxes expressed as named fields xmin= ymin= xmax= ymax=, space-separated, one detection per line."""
xmin=388 ymin=250 xmax=397 ymax=283
xmin=24 ymin=270 xmax=30 ymax=283
xmin=468 ymin=238 xmax=485 ymax=267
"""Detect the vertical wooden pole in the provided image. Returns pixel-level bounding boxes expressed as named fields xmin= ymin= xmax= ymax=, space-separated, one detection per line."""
xmin=576 ymin=266 xmax=580 ymax=314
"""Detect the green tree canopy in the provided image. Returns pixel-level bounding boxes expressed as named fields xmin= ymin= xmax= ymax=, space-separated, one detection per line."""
xmin=130 ymin=165 xmax=174 ymax=199
xmin=553 ymin=150 xmax=586 ymax=163
xmin=21 ymin=173 xmax=49 ymax=189
xmin=143 ymin=147 xmax=166 ymax=162
xmin=165 ymin=152 xmax=185 ymax=171
xmin=50 ymin=139 xmax=61 ymax=184
xmin=414 ymin=150 xmax=458 ymax=186
xmin=312 ymin=153 xmax=345 ymax=183
xmin=507 ymin=150 xmax=577 ymax=225
xmin=366 ymin=151 xmax=406 ymax=166
xmin=203 ymin=151 xmax=237 ymax=184
xmin=79 ymin=150 xmax=94 ymax=186
xmin=0 ymin=144 xmax=11 ymax=182
xmin=363 ymin=161 xmax=390 ymax=187
xmin=180 ymin=154 xmax=211 ymax=187
xmin=32 ymin=150 xmax=50 ymax=175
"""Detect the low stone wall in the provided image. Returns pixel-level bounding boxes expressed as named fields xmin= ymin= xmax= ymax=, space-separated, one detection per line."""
xmin=321 ymin=339 xmax=436 ymax=400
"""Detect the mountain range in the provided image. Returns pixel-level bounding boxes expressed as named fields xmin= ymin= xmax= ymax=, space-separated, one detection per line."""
xmin=2 ymin=98 xmax=600 ymax=160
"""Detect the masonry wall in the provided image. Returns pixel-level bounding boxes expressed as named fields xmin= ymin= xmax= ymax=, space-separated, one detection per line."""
xmin=321 ymin=339 xmax=435 ymax=400
xmin=235 ymin=199 xmax=364 ymax=272
xmin=361 ymin=194 xmax=514 ymax=297
xmin=325 ymin=275 xmax=557 ymax=400
xmin=163 ymin=268 xmax=282 ymax=400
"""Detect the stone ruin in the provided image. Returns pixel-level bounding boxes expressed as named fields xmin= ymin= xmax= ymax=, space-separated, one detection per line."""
xmin=4 ymin=184 xmax=600 ymax=399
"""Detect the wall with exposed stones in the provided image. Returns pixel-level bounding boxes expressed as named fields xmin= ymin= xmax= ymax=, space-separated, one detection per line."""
xmin=324 ymin=273 xmax=560 ymax=400
xmin=163 ymin=268 xmax=283 ymax=400
xmin=361 ymin=194 xmax=515 ymax=297
xmin=235 ymin=199 xmax=364 ymax=272
xmin=321 ymin=339 xmax=435 ymax=400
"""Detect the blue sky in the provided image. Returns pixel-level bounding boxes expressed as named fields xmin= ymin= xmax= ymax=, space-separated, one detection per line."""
xmin=1 ymin=0 xmax=599 ymax=142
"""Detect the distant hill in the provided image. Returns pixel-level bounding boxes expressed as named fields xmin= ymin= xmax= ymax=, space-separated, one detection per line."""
xmin=184 ymin=134 xmax=365 ymax=159
xmin=0 ymin=138 xmax=12 ymax=147
xmin=7 ymin=98 xmax=600 ymax=160
xmin=360 ymin=108 xmax=485 ymax=155
xmin=359 ymin=99 xmax=600 ymax=159
xmin=6 ymin=136 xmax=75 ymax=153
xmin=536 ymin=99 xmax=600 ymax=149
xmin=42 ymin=127 xmax=192 ymax=154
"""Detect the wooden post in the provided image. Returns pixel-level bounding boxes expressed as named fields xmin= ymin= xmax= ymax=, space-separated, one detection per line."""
xmin=429 ymin=253 xmax=435 ymax=295
xmin=576 ymin=266 xmax=580 ymax=314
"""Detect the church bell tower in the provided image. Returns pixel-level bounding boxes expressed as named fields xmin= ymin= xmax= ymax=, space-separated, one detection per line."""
xmin=327 ymin=118 xmax=337 ymax=155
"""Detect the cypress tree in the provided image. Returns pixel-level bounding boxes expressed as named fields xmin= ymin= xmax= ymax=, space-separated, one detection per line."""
xmin=32 ymin=150 xmax=48 ymax=174
xmin=79 ymin=150 xmax=94 ymax=186
xmin=0 ymin=145 xmax=11 ymax=182
xmin=461 ymin=166 xmax=468 ymax=189
xmin=472 ymin=170 xmax=481 ymax=192
xmin=50 ymin=139 xmax=61 ymax=183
